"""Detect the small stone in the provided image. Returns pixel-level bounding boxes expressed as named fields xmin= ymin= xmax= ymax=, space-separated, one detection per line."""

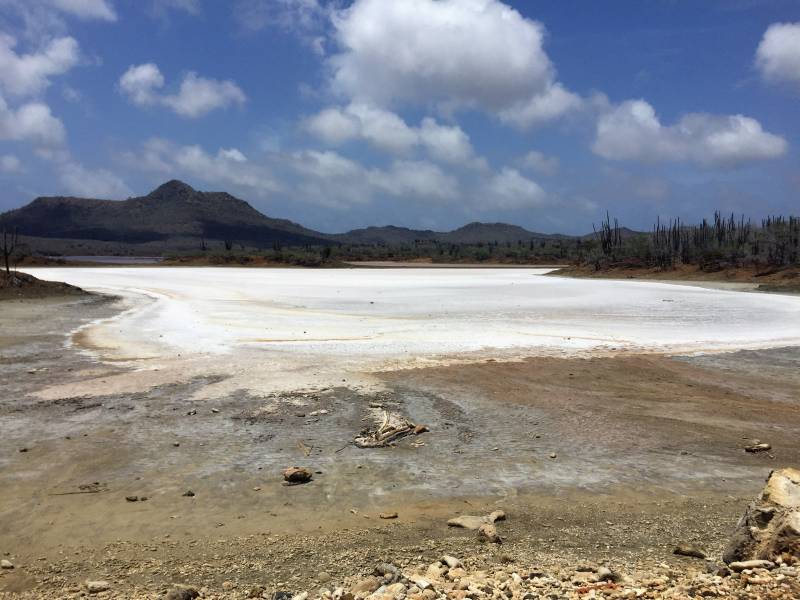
xmin=211 ymin=408 xmax=219 ymax=413
xmin=319 ymin=572 xmax=331 ymax=583
xmin=273 ymin=592 xmax=293 ymax=600
xmin=744 ymin=443 xmax=772 ymax=453
xmin=412 ymin=578 xmax=431 ymax=591
xmin=0 ymin=560 xmax=13 ymax=569
xmin=596 ymin=567 xmax=621 ymax=583
xmin=477 ymin=523 xmax=502 ymax=544
xmin=282 ymin=466 xmax=313 ymax=484
xmin=18 ymin=448 xmax=28 ymax=453
xmin=173 ymin=442 xmax=181 ymax=447
xmin=379 ymin=512 xmax=399 ymax=520
xmin=125 ymin=495 xmax=139 ymax=502
xmin=729 ymin=560 xmax=775 ymax=571
xmin=292 ymin=593 xmax=308 ymax=600
xmin=351 ymin=577 xmax=381 ymax=595
xmin=374 ymin=563 xmax=401 ymax=580
xmin=182 ymin=490 xmax=195 ymax=497
xmin=441 ymin=556 xmax=462 ymax=569
xmin=674 ymin=544 xmax=706 ymax=559
xmin=85 ymin=580 xmax=111 ymax=594
xmin=549 ymin=453 xmax=557 ymax=459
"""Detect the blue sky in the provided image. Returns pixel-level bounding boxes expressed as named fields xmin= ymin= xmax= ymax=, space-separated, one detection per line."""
xmin=0 ymin=0 xmax=798 ymax=234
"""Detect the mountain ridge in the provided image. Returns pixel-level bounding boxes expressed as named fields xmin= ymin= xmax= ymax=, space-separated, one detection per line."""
xmin=0 ymin=180 xmax=585 ymax=252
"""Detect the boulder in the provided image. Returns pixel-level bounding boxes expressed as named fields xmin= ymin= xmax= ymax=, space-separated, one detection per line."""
xmin=723 ymin=468 xmax=800 ymax=565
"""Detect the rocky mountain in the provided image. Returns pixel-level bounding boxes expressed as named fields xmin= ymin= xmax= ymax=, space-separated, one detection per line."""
xmin=0 ymin=180 xmax=584 ymax=253
xmin=0 ymin=180 xmax=331 ymax=248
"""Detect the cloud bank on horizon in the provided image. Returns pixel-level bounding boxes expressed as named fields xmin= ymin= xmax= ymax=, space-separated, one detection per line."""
xmin=0 ymin=0 xmax=798 ymax=233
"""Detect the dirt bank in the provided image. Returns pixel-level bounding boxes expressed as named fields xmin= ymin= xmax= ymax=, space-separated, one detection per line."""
xmin=552 ymin=263 xmax=800 ymax=293
xmin=0 ymin=271 xmax=87 ymax=300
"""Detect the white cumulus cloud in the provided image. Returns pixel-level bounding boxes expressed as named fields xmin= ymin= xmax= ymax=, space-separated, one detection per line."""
xmin=123 ymin=138 xmax=279 ymax=195
xmin=58 ymin=161 xmax=132 ymax=198
xmin=519 ymin=150 xmax=559 ymax=176
xmin=305 ymin=103 xmax=481 ymax=165
xmin=592 ymin=100 xmax=787 ymax=167
xmin=0 ymin=34 xmax=80 ymax=97
xmin=0 ymin=94 xmax=66 ymax=146
xmin=328 ymin=0 xmax=580 ymax=128
xmin=756 ymin=22 xmax=800 ymax=89
xmin=483 ymin=167 xmax=547 ymax=210
xmin=119 ymin=63 xmax=246 ymax=118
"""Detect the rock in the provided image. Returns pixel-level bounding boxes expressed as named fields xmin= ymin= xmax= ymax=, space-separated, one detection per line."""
xmin=448 ymin=510 xmax=506 ymax=530
xmin=374 ymin=563 xmax=401 ymax=582
xmin=0 ymin=559 xmax=13 ymax=569
xmin=412 ymin=577 xmax=431 ymax=590
xmin=319 ymin=572 xmax=331 ymax=583
xmin=165 ymin=587 xmax=200 ymax=600
xmin=273 ymin=592 xmax=293 ymax=600
xmin=745 ymin=443 xmax=772 ymax=453
xmin=549 ymin=453 xmax=557 ymax=459
xmin=351 ymin=577 xmax=381 ymax=595
xmin=477 ymin=523 xmax=502 ymax=544
xmin=182 ymin=490 xmax=195 ymax=497
xmin=18 ymin=448 xmax=28 ymax=453
xmin=705 ymin=562 xmax=731 ymax=577
xmin=283 ymin=466 xmax=313 ymax=484
xmin=85 ymin=580 xmax=111 ymax=594
xmin=125 ymin=495 xmax=139 ymax=502
xmin=292 ymin=593 xmax=309 ymax=600
xmin=425 ymin=563 xmax=446 ymax=580
xmin=368 ymin=583 xmax=406 ymax=600
xmin=673 ymin=544 xmax=706 ymax=559
xmin=247 ymin=587 xmax=266 ymax=598
xmin=379 ymin=512 xmax=398 ymax=520
xmin=723 ymin=468 xmax=800 ymax=564
xmin=729 ymin=559 xmax=775 ymax=571
xmin=596 ymin=567 xmax=621 ymax=583
xmin=441 ymin=556 xmax=462 ymax=569
xmin=447 ymin=515 xmax=487 ymax=530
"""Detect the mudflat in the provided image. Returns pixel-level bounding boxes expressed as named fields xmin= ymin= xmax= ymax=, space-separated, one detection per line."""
xmin=1 ymin=270 xmax=799 ymax=597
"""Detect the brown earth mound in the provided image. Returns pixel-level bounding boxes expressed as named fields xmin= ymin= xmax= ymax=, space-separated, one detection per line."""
xmin=0 ymin=271 xmax=87 ymax=300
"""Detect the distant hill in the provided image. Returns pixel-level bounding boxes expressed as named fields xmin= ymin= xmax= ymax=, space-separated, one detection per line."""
xmin=0 ymin=180 xmax=331 ymax=249
xmin=0 ymin=180 xmax=592 ymax=254
xmin=334 ymin=222 xmax=562 ymax=246
xmin=333 ymin=226 xmax=439 ymax=245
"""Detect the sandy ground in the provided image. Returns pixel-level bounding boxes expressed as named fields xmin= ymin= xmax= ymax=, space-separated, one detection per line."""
xmin=1 ymin=270 xmax=800 ymax=596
